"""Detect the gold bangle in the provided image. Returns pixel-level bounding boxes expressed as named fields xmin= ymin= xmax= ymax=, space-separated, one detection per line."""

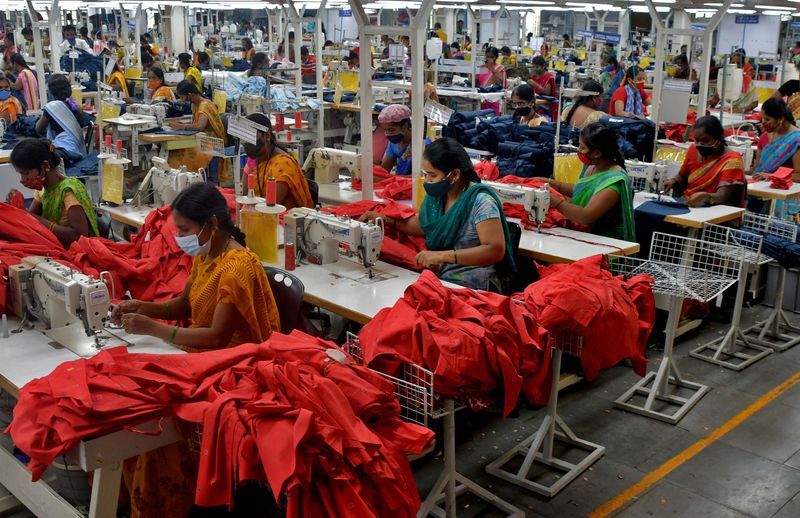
xmin=48 ymin=222 xmax=57 ymax=232
xmin=453 ymin=248 xmax=457 ymax=264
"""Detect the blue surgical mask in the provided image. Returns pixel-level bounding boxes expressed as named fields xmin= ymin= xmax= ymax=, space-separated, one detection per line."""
xmin=0 ymin=90 xmax=11 ymax=100
xmin=67 ymin=37 xmax=76 ymax=45
xmin=175 ymin=224 xmax=212 ymax=256
xmin=423 ymin=173 xmax=453 ymax=198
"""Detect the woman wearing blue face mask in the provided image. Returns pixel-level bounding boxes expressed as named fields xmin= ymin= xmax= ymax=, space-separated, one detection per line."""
xmin=379 ymin=104 xmax=413 ymax=175
xmin=58 ymin=25 xmax=92 ymax=54
xmin=361 ymin=137 xmax=515 ymax=292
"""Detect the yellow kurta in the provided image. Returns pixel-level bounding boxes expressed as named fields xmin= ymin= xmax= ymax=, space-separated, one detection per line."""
xmin=249 ymin=154 xmax=314 ymax=210
xmin=168 ymin=99 xmax=232 ymax=182
xmin=184 ymin=66 xmax=202 ymax=90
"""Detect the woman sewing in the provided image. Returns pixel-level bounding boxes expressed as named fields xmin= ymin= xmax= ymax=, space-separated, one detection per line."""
xmin=510 ymin=84 xmax=548 ymax=127
xmin=36 ymin=74 xmax=87 ymax=166
xmin=178 ymin=52 xmax=202 ymax=90
xmin=112 ymin=182 xmax=280 ymax=517
xmin=107 ymin=61 xmax=130 ymax=98
xmin=609 ymin=67 xmax=647 ymax=119
xmin=241 ymin=37 xmax=255 ymax=61
xmin=561 ymin=80 xmax=605 ymax=129
xmin=360 ymin=137 xmax=516 ymax=293
xmin=6 ymin=138 xmax=98 ymax=246
xmin=169 ymin=80 xmax=231 ymax=183
xmin=379 ymin=104 xmax=414 ymax=176
xmin=477 ymin=46 xmax=506 ymax=115
xmin=527 ymin=56 xmax=556 ymax=119
xmin=0 ymin=73 xmax=24 ymax=123
xmin=534 ymin=122 xmax=635 ymax=241
xmin=662 ymin=116 xmax=746 ymax=208
xmin=708 ymin=49 xmax=758 ymax=113
xmin=752 ymin=97 xmax=800 ymax=220
xmin=147 ymin=67 xmax=175 ymax=102
xmin=242 ymin=113 xmax=314 ymax=209
xmin=9 ymin=53 xmax=39 ymax=110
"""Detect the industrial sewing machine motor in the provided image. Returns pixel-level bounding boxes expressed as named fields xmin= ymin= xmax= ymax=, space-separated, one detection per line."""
xmin=8 ymin=256 xmax=124 ymax=357
xmin=284 ymin=207 xmax=384 ymax=276
xmin=132 ymin=157 xmax=205 ymax=206
xmin=301 ymin=147 xmax=362 ymax=184
xmin=483 ymin=181 xmax=550 ymax=232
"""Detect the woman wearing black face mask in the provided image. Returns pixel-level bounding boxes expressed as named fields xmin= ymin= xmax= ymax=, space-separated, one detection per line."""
xmin=379 ymin=104 xmax=414 ymax=175
xmin=359 ymin=138 xmax=515 ymax=293
xmin=510 ymin=84 xmax=547 ymax=127
xmin=663 ymin=116 xmax=746 ymax=208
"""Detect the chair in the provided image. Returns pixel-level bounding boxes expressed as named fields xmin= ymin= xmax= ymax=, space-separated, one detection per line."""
xmin=505 ymin=222 xmax=539 ymax=294
xmin=263 ymin=265 xmax=319 ymax=335
xmin=84 ymin=121 xmax=95 ymax=154
xmin=97 ymin=211 xmax=112 ymax=239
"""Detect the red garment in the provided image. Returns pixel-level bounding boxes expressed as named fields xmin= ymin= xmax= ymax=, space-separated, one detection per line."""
xmin=360 ymin=270 xmax=550 ymax=415
xmin=350 ymin=165 xmax=393 ymax=191
xmin=497 ymin=176 xmax=591 ymax=232
xmin=475 ymin=160 xmax=500 ymax=181
xmin=376 ymin=176 xmax=412 ymax=201
xmin=9 ymin=332 xmax=434 ymax=517
xmin=770 ymin=167 xmax=794 ymax=189
xmin=322 ymin=201 xmax=426 ymax=270
xmin=8 ymin=191 xmax=24 ymax=210
xmin=522 ymin=255 xmax=655 ymax=380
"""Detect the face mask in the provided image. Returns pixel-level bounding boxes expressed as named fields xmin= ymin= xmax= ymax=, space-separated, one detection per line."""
xmin=532 ymin=68 xmax=544 ymax=76
xmin=175 ymin=224 xmax=212 ymax=256
xmin=148 ymin=80 xmax=160 ymax=91
xmin=0 ymin=90 xmax=10 ymax=100
xmin=762 ymin=122 xmax=777 ymax=133
xmin=386 ymin=133 xmax=405 ymax=144
xmin=423 ymin=173 xmax=453 ymax=198
xmin=695 ymin=144 xmax=718 ymax=157
xmin=602 ymin=65 xmax=613 ymax=73
xmin=577 ymin=151 xmax=593 ymax=165
xmin=22 ymin=170 xmax=45 ymax=190
xmin=67 ymin=37 xmax=76 ymax=45
xmin=514 ymin=106 xmax=532 ymax=117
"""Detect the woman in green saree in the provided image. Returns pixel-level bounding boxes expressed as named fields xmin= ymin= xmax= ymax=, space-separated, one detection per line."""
xmin=536 ymin=122 xmax=635 ymax=241
xmin=6 ymin=138 xmax=98 ymax=247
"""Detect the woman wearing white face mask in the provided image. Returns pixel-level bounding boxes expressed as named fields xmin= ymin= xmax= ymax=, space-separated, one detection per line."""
xmin=361 ymin=138 xmax=515 ymax=293
xmin=112 ymin=182 xmax=280 ymax=353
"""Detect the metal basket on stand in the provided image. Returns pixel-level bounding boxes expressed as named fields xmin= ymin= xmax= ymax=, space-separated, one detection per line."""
xmin=609 ymin=232 xmax=746 ymax=424
xmin=342 ymin=333 xmax=524 ymax=518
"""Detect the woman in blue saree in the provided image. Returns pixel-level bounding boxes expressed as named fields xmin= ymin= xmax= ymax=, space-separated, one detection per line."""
xmin=753 ymin=97 xmax=800 ymax=221
xmin=35 ymin=74 xmax=87 ymax=166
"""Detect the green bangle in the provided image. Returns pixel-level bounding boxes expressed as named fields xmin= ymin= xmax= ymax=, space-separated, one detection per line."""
xmin=168 ymin=325 xmax=179 ymax=344
xmin=453 ymin=248 xmax=458 ymax=265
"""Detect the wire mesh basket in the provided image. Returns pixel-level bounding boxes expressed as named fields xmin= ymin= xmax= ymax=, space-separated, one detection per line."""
xmin=702 ymin=223 xmax=766 ymax=267
xmin=742 ymin=212 xmax=798 ymax=242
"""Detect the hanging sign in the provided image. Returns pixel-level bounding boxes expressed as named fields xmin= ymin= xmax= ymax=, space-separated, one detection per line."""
xmin=577 ymin=30 xmax=593 ymax=38
xmin=593 ymin=31 xmax=621 ymax=45
xmin=791 ymin=22 xmax=800 ymax=30
xmin=228 ymin=116 xmax=267 ymax=145
xmin=339 ymin=9 xmax=352 ymax=17
xmin=735 ymin=15 xmax=759 ymax=24
xmin=691 ymin=24 xmax=706 ymax=31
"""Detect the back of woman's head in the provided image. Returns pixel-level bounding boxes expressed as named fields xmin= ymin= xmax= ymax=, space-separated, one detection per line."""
xmin=177 ymin=79 xmax=200 ymax=97
xmin=762 ymin=97 xmax=795 ymax=124
xmin=501 ymin=46 xmax=511 ymax=55
xmin=178 ymin=52 xmax=191 ymax=67
xmin=532 ymin=56 xmax=546 ymax=67
xmin=625 ymin=66 xmax=638 ymax=81
xmin=250 ymin=52 xmax=268 ymax=73
xmin=242 ymin=37 xmax=253 ymax=50
xmin=423 ymin=137 xmax=479 ymax=183
xmin=581 ymin=122 xmax=625 ymax=169
xmin=48 ymin=74 xmax=72 ymax=101
xmin=607 ymin=56 xmax=619 ymax=68
xmin=172 ymin=182 xmax=246 ymax=246
xmin=694 ymin=115 xmax=725 ymax=143
xmin=11 ymin=138 xmax=61 ymax=169
xmin=512 ymin=83 xmax=535 ymax=102
xmin=565 ymin=80 xmax=603 ymax=125
xmin=10 ymin=53 xmax=27 ymax=69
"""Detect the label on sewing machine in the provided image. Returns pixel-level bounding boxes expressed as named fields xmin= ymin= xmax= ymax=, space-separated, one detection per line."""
xmin=424 ymin=100 xmax=453 ymax=126
xmin=69 ymin=50 xmax=80 ymax=60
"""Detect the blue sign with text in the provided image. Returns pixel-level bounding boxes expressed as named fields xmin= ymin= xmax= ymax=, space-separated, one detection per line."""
xmin=791 ymin=21 xmax=800 ymax=30
xmin=339 ymin=9 xmax=352 ymax=17
xmin=577 ymin=30 xmax=593 ymax=38
xmin=735 ymin=15 xmax=759 ymax=24
xmin=593 ymin=31 xmax=621 ymax=45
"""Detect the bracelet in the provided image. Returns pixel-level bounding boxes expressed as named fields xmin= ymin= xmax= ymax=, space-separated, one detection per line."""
xmin=168 ymin=325 xmax=179 ymax=344
xmin=453 ymin=248 xmax=458 ymax=265
xmin=48 ymin=222 xmax=57 ymax=232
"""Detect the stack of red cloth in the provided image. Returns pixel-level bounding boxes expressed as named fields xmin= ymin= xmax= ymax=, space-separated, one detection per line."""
xmin=322 ymin=201 xmax=427 ymax=270
xmin=9 ymin=331 xmax=434 ymax=517
xmin=769 ymin=167 xmax=794 ymax=190
xmin=358 ymin=257 xmax=655 ymax=414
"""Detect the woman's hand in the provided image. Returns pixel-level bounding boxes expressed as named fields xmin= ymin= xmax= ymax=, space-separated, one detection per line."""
xmin=752 ymin=172 xmax=770 ymax=181
xmin=414 ymin=250 xmax=448 ymax=268
xmin=111 ymin=299 xmax=142 ymax=325
xmin=120 ymin=313 xmax=157 ymax=336
xmin=5 ymin=189 xmax=19 ymax=203
xmin=661 ymin=178 xmax=677 ymax=193
xmin=358 ymin=211 xmax=383 ymax=224
xmin=686 ymin=192 xmax=711 ymax=207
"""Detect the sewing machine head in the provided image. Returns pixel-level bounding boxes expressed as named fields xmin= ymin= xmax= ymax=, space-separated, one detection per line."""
xmin=9 ymin=256 xmax=113 ymax=357
xmin=302 ymin=147 xmax=362 ymax=184
xmin=239 ymin=94 xmax=264 ymax=116
xmin=483 ymin=181 xmax=550 ymax=230
xmin=284 ymin=207 xmax=384 ymax=270
xmin=127 ymin=103 xmax=167 ymax=125
xmin=147 ymin=157 xmax=204 ymax=206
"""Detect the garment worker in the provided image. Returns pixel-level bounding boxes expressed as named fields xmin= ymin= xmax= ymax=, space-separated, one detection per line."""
xmin=360 ymin=137 xmax=516 ymax=293
xmin=241 ymin=112 xmax=314 ymax=210
xmin=609 ymin=67 xmax=647 ymax=119
xmin=6 ymin=138 xmax=98 ymax=246
xmin=561 ymin=80 xmax=605 ymax=129
xmin=36 ymin=74 xmax=87 ymax=166
xmin=663 ymin=116 xmax=746 ymax=208
xmin=379 ymin=104 xmax=413 ymax=176
xmin=0 ymin=72 xmax=24 ymax=123
xmin=112 ymin=182 xmax=280 ymax=517
xmin=9 ymin=53 xmax=39 ymax=110
xmin=146 ymin=67 xmax=175 ymax=102
xmin=534 ymin=122 xmax=635 ymax=241
xmin=510 ymin=84 xmax=548 ymax=127
xmin=178 ymin=52 xmax=202 ymax=90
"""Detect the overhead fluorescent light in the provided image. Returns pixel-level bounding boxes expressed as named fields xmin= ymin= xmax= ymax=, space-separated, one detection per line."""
xmin=436 ymin=0 xmax=477 ymax=2
xmin=704 ymin=2 xmax=744 ymax=6
xmin=729 ymin=9 xmax=757 ymax=13
xmin=754 ymin=4 xmax=793 ymax=9
xmin=497 ymin=0 xmax=556 ymax=4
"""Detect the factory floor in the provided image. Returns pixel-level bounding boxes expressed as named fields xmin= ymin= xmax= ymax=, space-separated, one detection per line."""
xmin=3 ymin=304 xmax=800 ymax=518
xmin=413 ymin=303 xmax=800 ymax=517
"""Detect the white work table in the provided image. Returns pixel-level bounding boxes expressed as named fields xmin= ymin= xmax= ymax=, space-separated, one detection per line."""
xmin=0 ymin=324 xmax=183 ymax=518
xmin=517 ymin=225 xmax=639 ymax=263
xmin=634 ymin=192 xmax=745 ymax=232
xmin=746 ymin=180 xmax=800 ymax=201
xmin=98 ymin=203 xmax=158 ymax=229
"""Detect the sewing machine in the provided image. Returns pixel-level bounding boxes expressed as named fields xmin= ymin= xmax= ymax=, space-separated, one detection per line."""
xmin=238 ymin=94 xmax=263 ymax=116
xmin=284 ymin=207 xmax=384 ymax=274
xmin=8 ymin=256 xmax=123 ymax=357
xmin=726 ymin=136 xmax=755 ymax=172
xmin=132 ymin=157 xmax=205 ymax=207
xmin=483 ymin=181 xmax=550 ymax=232
xmin=301 ymin=147 xmax=361 ymax=184
xmin=625 ymin=160 xmax=669 ymax=194
xmin=126 ymin=104 xmax=167 ymax=126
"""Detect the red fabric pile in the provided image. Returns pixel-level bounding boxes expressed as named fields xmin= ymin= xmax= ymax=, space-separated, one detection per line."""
xmin=498 ymin=176 xmax=590 ymax=232
xmin=475 ymin=160 xmax=500 ymax=181
xmin=358 ymin=258 xmax=655 ymax=414
xmin=522 ymin=255 xmax=655 ymax=380
xmin=359 ymin=270 xmax=549 ymax=416
xmin=376 ymin=176 xmax=412 ymax=201
xmin=9 ymin=331 xmax=434 ymax=517
xmin=322 ymin=201 xmax=427 ymax=270
xmin=350 ymin=165 xmax=393 ymax=191
xmin=769 ymin=167 xmax=794 ymax=189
